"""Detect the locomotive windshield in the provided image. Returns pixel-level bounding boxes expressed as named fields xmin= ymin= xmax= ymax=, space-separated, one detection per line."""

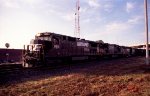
xmin=33 ymin=44 xmax=42 ymax=51
xmin=36 ymin=36 xmax=51 ymax=41
xmin=28 ymin=44 xmax=42 ymax=52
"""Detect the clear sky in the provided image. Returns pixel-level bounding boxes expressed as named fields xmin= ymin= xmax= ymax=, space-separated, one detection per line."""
xmin=0 ymin=0 xmax=150 ymax=49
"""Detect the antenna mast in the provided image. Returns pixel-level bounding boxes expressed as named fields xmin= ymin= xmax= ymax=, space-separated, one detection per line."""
xmin=75 ymin=0 xmax=80 ymax=38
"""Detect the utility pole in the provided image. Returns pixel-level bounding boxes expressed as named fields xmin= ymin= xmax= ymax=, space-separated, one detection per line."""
xmin=144 ymin=0 xmax=149 ymax=65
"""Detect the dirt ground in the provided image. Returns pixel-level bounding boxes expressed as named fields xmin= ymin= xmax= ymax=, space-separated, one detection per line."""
xmin=0 ymin=56 xmax=150 ymax=96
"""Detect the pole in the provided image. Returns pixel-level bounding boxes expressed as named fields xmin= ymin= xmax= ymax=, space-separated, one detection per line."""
xmin=6 ymin=53 xmax=9 ymax=63
xmin=144 ymin=0 xmax=149 ymax=65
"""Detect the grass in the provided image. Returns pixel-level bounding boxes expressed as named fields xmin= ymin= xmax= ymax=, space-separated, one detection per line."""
xmin=0 ymin=57 xmax=150 ymax=96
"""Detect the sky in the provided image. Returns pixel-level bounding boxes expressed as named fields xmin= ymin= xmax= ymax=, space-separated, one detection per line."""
xmin=0 ymin=0 xmax=150 ymax=49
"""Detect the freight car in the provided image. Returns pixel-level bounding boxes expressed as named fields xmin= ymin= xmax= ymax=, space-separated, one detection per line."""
xmin=22 ymin=32 xmax=145 ymax=67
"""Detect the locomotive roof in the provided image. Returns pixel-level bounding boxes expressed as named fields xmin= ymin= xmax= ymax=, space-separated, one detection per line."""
xmin=36 ymin=32 xmax=105 ymax=44
xmin=36 ymin=32 xmax=78 ymax=38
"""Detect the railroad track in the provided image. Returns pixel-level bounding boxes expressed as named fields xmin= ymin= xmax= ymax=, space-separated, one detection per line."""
xmin=0 ymin=63 xmax=23 ymax=74
xmin=0 ymin=57 xmax=129 ymax=75
xmin=0 ymin=62 xmax=69 ymax=75
xmin=0 ymin=61 xmax=86 ymax=75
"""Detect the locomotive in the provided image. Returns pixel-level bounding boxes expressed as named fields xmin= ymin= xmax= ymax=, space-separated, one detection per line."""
xmin=22 ymin=32 xmax=145 ymax=67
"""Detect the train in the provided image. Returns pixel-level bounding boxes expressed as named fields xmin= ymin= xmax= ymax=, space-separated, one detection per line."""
xmin=22 ymin=32 xmax=146 ymax=67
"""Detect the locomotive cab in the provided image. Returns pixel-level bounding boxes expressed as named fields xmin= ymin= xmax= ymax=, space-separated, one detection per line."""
xmin=22 ymin=33 xmax=54 ymax=67
xmin=22 ymin=40 xmax=53 ymax=67
xmin=22 ymin=44 xmax=44 ymax=67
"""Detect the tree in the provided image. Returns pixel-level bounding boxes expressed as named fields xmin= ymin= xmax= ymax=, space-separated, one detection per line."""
xmin=5 ymin=43 xmax=10 ymax=48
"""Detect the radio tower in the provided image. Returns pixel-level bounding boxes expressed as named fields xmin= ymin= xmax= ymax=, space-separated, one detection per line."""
xmin=75 ymin=0 xmax=80 ymax=38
